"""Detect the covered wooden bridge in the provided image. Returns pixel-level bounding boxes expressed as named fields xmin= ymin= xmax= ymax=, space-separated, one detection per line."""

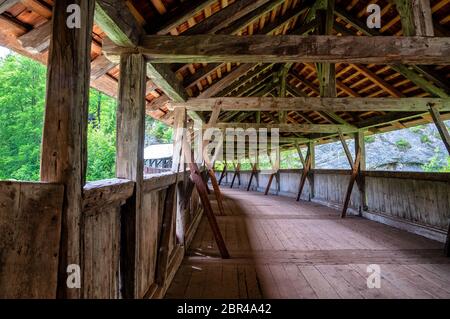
xmin=0 ymin=0 xmax=450 ymax=299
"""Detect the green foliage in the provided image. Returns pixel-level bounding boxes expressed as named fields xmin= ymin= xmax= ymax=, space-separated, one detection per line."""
xmin=409 ymin=125 xmax=424 ymax=133
xmin=364 ymin=135 xmax=376 ymax=143
xmin=86 ymin=90 xmax=117 ymax=181
xmin=280 ymin=149 xmax=302 ymax=169
xmin=420 ymin=135 xmax=430 ymax=144
xmin=0 ymin=53 xmax=118 ymax=182
xmin=146 ymin=117 xmax=173 ymax=144
xmin=0 ymin=54 xmax=46 ymax=181
xmin=395 ymin=138 xmax=411 ymax=151
xmin=422 ymin=147 xmax=450 ymax=173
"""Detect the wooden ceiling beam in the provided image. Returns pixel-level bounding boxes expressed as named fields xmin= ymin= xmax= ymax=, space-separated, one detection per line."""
xmin=217 ymin=123 xmax=355 ymax=133
xmin=169 ymin=97 xmax=450 ymax=112
xmin=96 ymin=0 xmax=188 ymax=106
xmin=104 ymin=35 xmax=450 ymax=64
xmin=183 ymin=3 xmax=308 ymax=96
xmin=184 ymin=0 xmax=272 ymax=35
xmin=214 ymin=64 xmax=274 ymax=97
xmin=334 ymin=9 xmax=450 ymax=97
xmin=197 ymin=63 xmax=256 ymax=98
xmin=350 ymin=64 xmax=405 ymax=98
xmin=155 ymin=0 xmax=218 ymax=35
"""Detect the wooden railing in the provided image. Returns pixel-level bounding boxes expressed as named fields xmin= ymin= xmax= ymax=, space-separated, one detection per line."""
xmin=0 ymin=172 xmax=203 ymax=299
xmin=79 ymin=172 xmax=203 ymax=298
xmin=217 ymin=169 xmax=450 ymax=241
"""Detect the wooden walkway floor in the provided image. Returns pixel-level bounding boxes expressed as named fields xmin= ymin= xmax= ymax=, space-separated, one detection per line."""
xmin=165 ymin=188 xmax=450 ymax=299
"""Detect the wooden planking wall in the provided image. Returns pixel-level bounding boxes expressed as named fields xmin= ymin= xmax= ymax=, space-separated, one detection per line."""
xmin=82 ymin=206 xmax=121 ymax=298
xmin=0 ymin=181 xmax=64 ymax=299
xmin=366 ymin=176 xmax=450 ymax=230
xmin=217 ymin=169 xmax=450 ymax=238
xmin=81 ymin=179 xmax=134 ymax=298
xmin=79 ymin=174 xmax=203 ymax=299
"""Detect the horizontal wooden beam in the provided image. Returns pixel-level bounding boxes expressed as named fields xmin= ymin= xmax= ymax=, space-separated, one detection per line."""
xmin=217 ymin=123 xmax=355 ymax=133
xmin=169 ymin=97 xmax=450 ymax=112
xmin=103 ymin=35 xmax=450 ymax=64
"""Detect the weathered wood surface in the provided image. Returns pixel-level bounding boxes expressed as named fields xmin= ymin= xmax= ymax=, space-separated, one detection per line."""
xmin=0 ymin=0 xmax=19 ymax=14
xmin=216 ymin=123 xmax=355 ymax=133
xmin=103 ymin=35 xmax=450 ymax=64
xmin=116 ymin=53 xmax=147 ymax=299
xmin=341 ymin=148 xmax=362 ymax=218
xmin=40 ymin=0 xmax=95 ymax=299
xmin=169 ymin=97 xmax=450 ymax=112
xmin=17 ymin=20 xmax=51 ymax=54
xmin=0 ymin=181 xmax=63 ymax=298
xmin=216 ymin=169 xmax=450 ymax=233
xmin=82 ymin=204 xmax=121 ymax=298
xmin=82 ymin=178 xmax=134 ymax=212
xmin=166 ymin=188 xmax=450 ymax=299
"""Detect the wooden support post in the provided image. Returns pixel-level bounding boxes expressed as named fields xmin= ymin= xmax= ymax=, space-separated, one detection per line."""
xmin=116 ymin=53 xmax=147 ymax=299
xmin=307 ymin=141 xmax=315 ymax=200
xmin=230 ymin=162 xmax=240 ymax=189
xmin=247 ymin=163 xmax=258 ymax=191
xmin=40 ymin=0 xmax=94 ymax=299
xmin=355 ymin=131 xmax=367 ymax=214
xmin=174 ymin=107 xmax=187 ymax=245
xmin=203 ymin=106 xmax=226 ymax=215
xmin=341 ymin=147 xmax=362 ymax=218
xmin=394 ymin=0 xmax=434 ymax=36
xmin=294 ymin=143 xmax=306 ymax=167
xmin=264 ymin=149 xmax=279 ymax=195
xmin=429 ymin=105 xmax=450 ymax=154
xmin=203 ymin=169 xmax=212 ymax=194
xmin=316 ymin=0 xmax=337 ymax=98
xmin=188 ymin=161 xmax=230 ymax=259
xmin=338 ymin=131 xmax=354 ymax=169
xmin=296 ymin=147 xmax=311 ymax=201
xmin=218 ymin=162 xmax=227 ymax=185
xmin=264 ymin=173 xmax=275 ymax=196
xmin=157 ymin=108 xmax=185 ymax=284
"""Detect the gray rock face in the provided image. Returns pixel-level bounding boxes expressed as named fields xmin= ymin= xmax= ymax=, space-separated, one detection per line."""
xmin=315 ymin=121 xmax=449 ymax=171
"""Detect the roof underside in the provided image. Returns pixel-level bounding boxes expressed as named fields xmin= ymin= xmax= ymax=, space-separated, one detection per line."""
xmin=0 ymin=0 xmax=449 ymax=146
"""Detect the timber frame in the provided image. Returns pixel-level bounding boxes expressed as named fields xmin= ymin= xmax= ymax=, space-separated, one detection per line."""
xmin=1 ymin=0 xmax=450 ymax=299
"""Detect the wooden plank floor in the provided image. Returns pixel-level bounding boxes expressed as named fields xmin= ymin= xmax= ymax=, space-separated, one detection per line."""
xmin=165 ymin=188 xmax=450 ymax=299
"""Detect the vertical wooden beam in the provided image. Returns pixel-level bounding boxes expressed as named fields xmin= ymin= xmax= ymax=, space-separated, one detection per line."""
xmin=355 ymin=130 xmax=367 ymax=214
xmin=188 ymin=160 xmax=230 ymax=259
xmin=429 ymin=105 xmax=450 ymax=154
xmin=157 ymin=108 xmax=184 ymax=285
xmin=116 ymin=53 xmax=147 ymax=299
xmin=316 ymin=0 xmax=336 ymax=98
xmin=172 ymin=108 xmax=187 ymax=246
xmin=264 ymin=173 xmax=275 ymax=195
xmin=204 ymin=106 xmax=226 ymax=215
xmin=307 ymin=141 xmax=315 ymax=200
xmin=230 ymin=162 xmax=240 ymax=188
xmin=395 ymin=0 xmax=434 ymax=36
xmin=247 ymin=163 xmax=258 ymax=191
xmin=171 ymin=108 xmax=186 ymax=172
xmin=218 ymin=161 xmax=227 ymax=185
xmin=296 ymin=147 xmax=311 ymax=201
xmin=341 ymin=147 xmax=362 ymax=218
xmin=40 ymin=0 xmax=94 ymax=299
